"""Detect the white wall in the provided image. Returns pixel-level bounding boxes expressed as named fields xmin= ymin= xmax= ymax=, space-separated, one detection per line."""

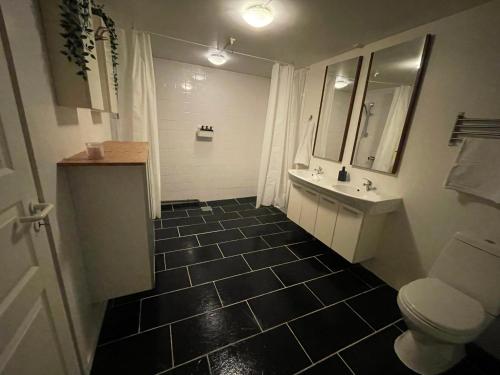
xmin=301 ymin=0 xmax=500 ymax=356
xmin=154 ymin=58 xmax=270 ymax=201
xmin=3 ymin=0 xmax=110 ymax=372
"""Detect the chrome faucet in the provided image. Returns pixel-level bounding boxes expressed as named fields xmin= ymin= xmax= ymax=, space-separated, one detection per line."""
xmin=362 ymin=178 xmax=376 ymax=191
xmin=313 ymin=166 xmax=324 ymax=175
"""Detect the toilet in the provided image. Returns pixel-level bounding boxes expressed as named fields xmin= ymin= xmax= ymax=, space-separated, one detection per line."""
xmin=394 ymin=232 xmax=500 ymax=375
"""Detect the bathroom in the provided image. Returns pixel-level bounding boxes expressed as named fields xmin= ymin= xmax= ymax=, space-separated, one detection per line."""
xmin=0 ymin=0 xmax=499 ymax=374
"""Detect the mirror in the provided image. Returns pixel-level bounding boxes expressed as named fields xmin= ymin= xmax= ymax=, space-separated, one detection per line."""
xmin=351 ymin=35 xmax=431 ymax=174
xmin=313 ymin=56 xmax=363 ymax=162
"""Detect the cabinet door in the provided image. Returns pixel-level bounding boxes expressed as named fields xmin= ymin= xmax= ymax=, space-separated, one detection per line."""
xmin=299 ymin=188 xmax=319 ymax=234
xmin=331 ymin=204 xmax=364 ymax=262
xmin=287 ymin=183 xmax=303 ymax=224
xmin=314 ymin=196 xmax=339 ymax=246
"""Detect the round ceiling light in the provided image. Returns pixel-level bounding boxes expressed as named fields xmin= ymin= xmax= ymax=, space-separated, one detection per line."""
xmin=334 ymin=76 xmax=351 ymax=89
xmin=207 ymin=51 xmax=227 ymax=66
xmin=242 ymin=4 xmax=274 ymax=28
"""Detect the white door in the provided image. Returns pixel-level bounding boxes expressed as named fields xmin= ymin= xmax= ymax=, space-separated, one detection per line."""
xmin=0 ymin=7 xmax=80 ymax=375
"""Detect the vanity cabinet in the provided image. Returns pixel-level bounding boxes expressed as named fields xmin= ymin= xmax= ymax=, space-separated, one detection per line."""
xmin=287 ymin=181 xmax=387 ymax=263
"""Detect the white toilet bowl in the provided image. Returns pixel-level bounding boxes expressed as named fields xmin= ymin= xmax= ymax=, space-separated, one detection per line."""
xmin=394 ymin=278 xmax=488 ymax=375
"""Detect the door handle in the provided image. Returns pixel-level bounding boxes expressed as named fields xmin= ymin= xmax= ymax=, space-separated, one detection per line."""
xmin=19 ymin=203 xmax=54 ymax=223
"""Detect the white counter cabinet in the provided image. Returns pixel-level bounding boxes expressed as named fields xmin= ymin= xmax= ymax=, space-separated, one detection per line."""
xmin=59 ymin=142 xmax=154 ymax=301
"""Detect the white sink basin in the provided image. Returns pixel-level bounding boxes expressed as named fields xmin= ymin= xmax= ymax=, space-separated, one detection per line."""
xmin=288 ymin=169 xmax=401 ymax=215
xmin=331 ymin=184 xmax=361 ymax=195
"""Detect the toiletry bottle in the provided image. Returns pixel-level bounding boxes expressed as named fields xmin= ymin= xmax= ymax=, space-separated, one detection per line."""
xmin=338 ymin=166 xmax=348 ymax=182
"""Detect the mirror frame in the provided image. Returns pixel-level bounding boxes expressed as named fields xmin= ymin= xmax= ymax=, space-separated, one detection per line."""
xmin=313 ymin=56 xmax=363 ymax=162
xmin=350 ymin=34 xmax=433 ymax=174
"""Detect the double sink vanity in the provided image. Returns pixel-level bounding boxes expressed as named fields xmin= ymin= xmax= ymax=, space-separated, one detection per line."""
xmin=287 ymin=169 xmax=401 ymax=263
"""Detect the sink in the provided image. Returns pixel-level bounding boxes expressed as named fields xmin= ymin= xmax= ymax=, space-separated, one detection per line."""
xmin=331 ymin=184 xmax=362 ymax=195
xmin=288 ymin=169 xmax=401 ymax=215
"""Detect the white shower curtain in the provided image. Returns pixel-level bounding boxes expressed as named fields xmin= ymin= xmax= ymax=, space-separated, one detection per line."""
xmin=372 ymin=85 xmax=412 ymax=172
xmin=256 ymin=64 xmax=307 ymax=209
xmin=114 ymin=30 xmax=162 ymax=218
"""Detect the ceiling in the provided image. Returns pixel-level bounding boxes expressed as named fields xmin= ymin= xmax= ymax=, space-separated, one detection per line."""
xmin=101 ymin=0 xmax=490 ymax=77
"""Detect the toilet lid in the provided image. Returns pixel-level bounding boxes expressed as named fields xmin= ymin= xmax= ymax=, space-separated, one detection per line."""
xmin=400 ymin=278 xmax=485 ymax=336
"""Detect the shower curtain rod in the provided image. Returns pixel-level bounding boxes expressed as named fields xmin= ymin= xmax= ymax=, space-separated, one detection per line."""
xmin=142 ymin=30 xmax=289 ymax=65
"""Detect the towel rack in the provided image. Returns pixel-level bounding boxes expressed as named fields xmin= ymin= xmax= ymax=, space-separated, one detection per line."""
xmin=449 ymin=112 xmax=500 ymax=145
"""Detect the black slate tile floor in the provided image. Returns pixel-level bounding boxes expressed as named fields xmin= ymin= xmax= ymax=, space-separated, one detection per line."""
xmin=214 ymin=268 xmax=282 ymax=305
xmin=92 ymin=197 xmax=498 ymax=375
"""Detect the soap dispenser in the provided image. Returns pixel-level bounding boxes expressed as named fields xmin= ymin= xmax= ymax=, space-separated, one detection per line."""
xmin=338 ymin=166 xmax=348 ymax=182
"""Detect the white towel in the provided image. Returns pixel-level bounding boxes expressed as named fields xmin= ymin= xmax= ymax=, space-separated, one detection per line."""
xmin=294 ymin=117 xmax=316 ymax=167
xmin=444 ymin=138 xmax=500 ymax=204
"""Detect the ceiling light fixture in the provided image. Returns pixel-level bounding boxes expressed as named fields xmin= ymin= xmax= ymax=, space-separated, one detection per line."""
xmin=242 ymin=3 xmax=274 ymax=28
xmin=335 ymin=76 xmax=351 ymax=89
xmin=207 ymin=51 xmax=227 ymax=66
xmin=206 ymin=37 xmax=235 ymax=66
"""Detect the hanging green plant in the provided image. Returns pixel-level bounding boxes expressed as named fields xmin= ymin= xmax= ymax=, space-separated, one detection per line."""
xmin=91 ymin=1 xmax=119 ymax=92
xmin=59 ymin=0 xmax=95 ymax=80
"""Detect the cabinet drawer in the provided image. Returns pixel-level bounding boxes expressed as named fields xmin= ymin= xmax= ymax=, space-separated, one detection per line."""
xmin=314 ymin=196 xmax=339 ymax=246
xmin=331 ymin=204 xmax=364 ymax=262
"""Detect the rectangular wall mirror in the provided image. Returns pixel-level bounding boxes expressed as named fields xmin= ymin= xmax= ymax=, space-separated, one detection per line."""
xmin=313 ymin=56 xmax=363 ymax=162
xmin=351 ymin=35 xmax=431 ymax=174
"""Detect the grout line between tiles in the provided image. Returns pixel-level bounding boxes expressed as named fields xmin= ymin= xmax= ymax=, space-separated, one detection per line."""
xmin=347 ymin=268 xmax=375 ymax=288
xmin=246 ymin=301 xmax=263 ymax=332
xmin=313 ymin=253 xmax=337 ymax=271
xmin=393 ymin=318 xmax=405 ymax=333
xmin=303 ymin=282 xmax=325 ymax=307
xmin=213 ymin=282 xmax=224 ymax=306
xmin=215 ymin=243 xmax=225 ymax=258
xmin=286 ymin=323 xmax=313 ymax=364
xmin=169 ymin=324 xmax=175 ymax=367
xmin=344 ymin=301 xmax=376 ymax=331
xmin=237 ymin=227 xmax=246 ymax=239
xmin=338 ymin=353 xmax=356 ymax=375
xmin=186 ymin=266 xmax=193 ymax=287
xmin=241 ymin=255 xmax=253 ymax=271
xmin=206 ymin=355 xmax=213 ymax=375
xmin=269 ymin=267 xmax=286 ymax=288
xmin=138 ymin=299 xmax=143 ymax=333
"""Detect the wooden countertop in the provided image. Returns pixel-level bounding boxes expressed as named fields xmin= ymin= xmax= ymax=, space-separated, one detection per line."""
xmin=58 ymin=141 xmax=149 ymax=166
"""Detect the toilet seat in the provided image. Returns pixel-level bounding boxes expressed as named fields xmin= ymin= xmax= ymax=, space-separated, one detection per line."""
xmin=399 ymin=278 xmax=485 ymax=338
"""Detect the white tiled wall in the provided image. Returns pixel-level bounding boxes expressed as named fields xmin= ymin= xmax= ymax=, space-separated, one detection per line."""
xmin=154 ymin=58 xmax=270 ymax=201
